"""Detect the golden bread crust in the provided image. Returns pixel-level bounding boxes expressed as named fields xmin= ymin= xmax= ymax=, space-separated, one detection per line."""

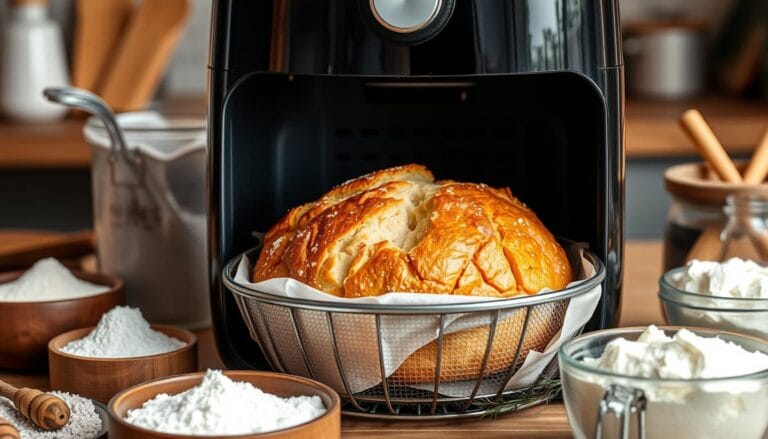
xmin=251 ymin=164 xmax=573 ymax=382
xmin=253 ymin=164 xmax=572 ymax=297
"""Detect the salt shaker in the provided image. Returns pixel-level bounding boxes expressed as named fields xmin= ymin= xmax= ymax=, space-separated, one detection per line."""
xmin=0 ymin=0 xmax=69 ymax=122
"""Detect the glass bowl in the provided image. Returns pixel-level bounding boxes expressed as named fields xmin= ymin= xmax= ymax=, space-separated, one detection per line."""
xmin=659 ymin=267 xmax=768 ymax=339
xmin=559 ymin=327 xmax=768 ymax=439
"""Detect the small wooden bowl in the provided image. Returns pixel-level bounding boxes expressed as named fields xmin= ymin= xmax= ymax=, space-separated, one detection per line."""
xmin=0 ymin=270 xmax=124 ymax=370
xmin=108 ymin=371 xmax=341 ymax=439
xmin=48 ymin=325 xmax=198 ymax=404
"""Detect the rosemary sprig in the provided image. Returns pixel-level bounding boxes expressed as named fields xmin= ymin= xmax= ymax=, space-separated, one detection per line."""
xmin=475 ymin=378 xmax=562 ymax=419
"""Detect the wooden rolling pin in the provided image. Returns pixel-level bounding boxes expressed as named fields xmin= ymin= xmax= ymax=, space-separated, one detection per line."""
xmin=0 ymin=380 xmax=70 ymax=431
xmin=0 ymin=417 xmax=19 ymax=439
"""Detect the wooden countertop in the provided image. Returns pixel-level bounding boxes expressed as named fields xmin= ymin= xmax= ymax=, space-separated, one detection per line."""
xmin=0 ymin=237 xmax=664 ymax=437
xmin=2 ymin=95 xmax=768 ymax=168
xmin=0 ymin=96 xmax=205 ymax=169
xmin=626 ymin=95 xmax=768 ymax=158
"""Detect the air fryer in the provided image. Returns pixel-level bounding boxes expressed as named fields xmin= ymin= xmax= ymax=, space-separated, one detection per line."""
xmin=208 ymin=0 xmax=624 ymax=369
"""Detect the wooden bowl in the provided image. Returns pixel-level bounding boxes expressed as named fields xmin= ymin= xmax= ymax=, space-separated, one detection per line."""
xmin=48 ymin=325 xmax=198 ymax=404
xmin=0 ymin=270 xmax=124 ymax=370
xmin=108 ymin=371 xmax=341 ymax=439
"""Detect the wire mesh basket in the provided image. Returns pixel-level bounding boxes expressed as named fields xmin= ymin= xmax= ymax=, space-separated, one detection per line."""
xmin=222 ymin=246 xmax=605 ymax=419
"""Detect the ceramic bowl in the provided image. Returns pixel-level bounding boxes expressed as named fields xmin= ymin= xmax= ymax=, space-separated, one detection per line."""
xmin=48 ymin=325 xmax=198 ymax=404
xmin=0 ymin=270 xmax=124 ymax=370
xmin=108 ymin=370 xmax=341 ymax=439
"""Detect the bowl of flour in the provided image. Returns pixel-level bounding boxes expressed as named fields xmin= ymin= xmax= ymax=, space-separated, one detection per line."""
xmin=660 ymin=258 xmax=768 ymax=339
xmin=559 ymin=325 xmax=768 ymax=439
xmin=48 ymin=306 xmax=198 ymax=404
xmin=0 ymin=258 xmax=124 ymax=370
xmin=108 ymin=370 xmax=341 ymax=438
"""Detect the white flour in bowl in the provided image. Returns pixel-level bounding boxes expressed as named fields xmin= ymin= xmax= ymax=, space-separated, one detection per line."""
xmin=0 ymin=258 xmax=108 ymax=302
xmin=0 ymin=391 xmax=102 ymax=439
xmin=672 ymin=258 xmax=768 ymax=298
xmin=669 ymin=258 xmax=768 ymax=338
xmin=61 ymin=306 xmax=185 ymax=358
xmin=564 ymin=326 xmax=768 ymax=439
xmin=125 ymin=370 xmax=326 ymax=435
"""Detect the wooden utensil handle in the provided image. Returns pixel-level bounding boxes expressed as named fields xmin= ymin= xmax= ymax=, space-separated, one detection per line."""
xmin=0 ymin=382 xmax=70 ymax=431
xmin=0 ymin=418 xmax=19 ymax=439
xmin=743 ymin=128 xmax=768 ymax=184
xmin=680 ymin=109 xmax=744 ymax=183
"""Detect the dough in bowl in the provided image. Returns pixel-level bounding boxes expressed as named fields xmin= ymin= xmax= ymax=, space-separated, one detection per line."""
xmin=252 ymin=164 xmax=572 ymax=381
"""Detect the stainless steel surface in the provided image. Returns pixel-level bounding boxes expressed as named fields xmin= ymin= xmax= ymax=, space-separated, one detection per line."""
xmin=369 ymin=0 xmax=441 ymax=33
xmin=43 ymin=86 xmax=134 ymax=165
xmin=223 ymin=246 xmax=605 ymax=418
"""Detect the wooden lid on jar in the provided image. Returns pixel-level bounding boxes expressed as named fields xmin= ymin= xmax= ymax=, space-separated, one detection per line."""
xmin=665 ymin=161 xmax=768 ymax=206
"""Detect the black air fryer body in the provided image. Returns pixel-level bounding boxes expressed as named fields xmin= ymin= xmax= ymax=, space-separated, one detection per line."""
xmin=208 ymin=0 xmax=624 ymax=369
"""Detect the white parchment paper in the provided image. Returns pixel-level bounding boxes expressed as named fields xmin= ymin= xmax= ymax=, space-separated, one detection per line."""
xmin=232 ymin=244 xmax=601 ymax=395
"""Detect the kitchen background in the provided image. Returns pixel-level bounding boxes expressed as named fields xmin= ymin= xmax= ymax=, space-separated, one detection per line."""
xmin=0 ymin=0 xmax=764 ymax=238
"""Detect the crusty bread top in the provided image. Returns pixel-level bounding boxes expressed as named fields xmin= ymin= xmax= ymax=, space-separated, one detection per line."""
xmin=252 ymin=164 xmax=572 ymax=297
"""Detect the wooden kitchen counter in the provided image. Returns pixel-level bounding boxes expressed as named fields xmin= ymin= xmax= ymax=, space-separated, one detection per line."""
xmin=0 ymin=240 xmax=665 ymax=438
xmin=3 ymin=95 xmax=768 ymax=168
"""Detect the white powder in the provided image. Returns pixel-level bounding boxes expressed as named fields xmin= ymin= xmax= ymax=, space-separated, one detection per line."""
xmin=672 ymin=258 xmax=768 ymax=298
xmin=0 ymin=391 xmax=102 ymax=439
xmin=564 ymin=326 xmax=768 ymax=439
xmin=125 ymin=370 xmax=326 ymax=435
xmin=0 ymin=258 xmax=108 ymax=302
xmin=61 ymin=306 xmax=185 ymax=358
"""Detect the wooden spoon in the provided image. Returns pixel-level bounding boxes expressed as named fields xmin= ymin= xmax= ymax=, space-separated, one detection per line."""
xmin=0 ymin=418 xmax=19 ymax=439
xmin=98 ymin=0 xmax=191 ymax=111
xmin=0 ymin=380 xmax=70 ymax=431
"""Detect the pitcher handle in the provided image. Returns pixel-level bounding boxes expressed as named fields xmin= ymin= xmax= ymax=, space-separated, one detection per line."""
xmin=595 ymin=384 xmax=647 ymax=439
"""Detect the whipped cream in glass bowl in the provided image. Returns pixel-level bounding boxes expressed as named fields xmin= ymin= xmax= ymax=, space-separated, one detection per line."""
xmin=559 ymin=326 xmax=768 ymax=439
xmin=659 ymin=258 xmax=768 ymax=338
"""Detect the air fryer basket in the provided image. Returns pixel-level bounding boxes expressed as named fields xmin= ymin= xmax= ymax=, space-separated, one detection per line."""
xmin=222 ymin=246 xmax=605 ymax=419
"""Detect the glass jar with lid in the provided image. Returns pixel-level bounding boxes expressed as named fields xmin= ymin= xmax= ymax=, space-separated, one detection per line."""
xmin=663 ymin=162 xmax=768 ymax=270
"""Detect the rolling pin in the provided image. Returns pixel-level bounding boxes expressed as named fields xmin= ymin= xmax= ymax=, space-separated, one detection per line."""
xmin=0 ymin=417 xmax=19 ymax=439
xmin=0 ymin=380 xmax=70 ymax=431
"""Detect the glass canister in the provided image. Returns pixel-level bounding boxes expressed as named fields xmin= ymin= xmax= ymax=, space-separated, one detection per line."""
xmin=663 ymin=162 xmax=768 ymax=270
xmin=83 ymin=112 xmax=210 ymax=328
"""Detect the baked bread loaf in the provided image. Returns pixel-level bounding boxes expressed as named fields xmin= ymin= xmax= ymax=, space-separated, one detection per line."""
xmin=252 ymin=164 xmax=572 ymax=381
